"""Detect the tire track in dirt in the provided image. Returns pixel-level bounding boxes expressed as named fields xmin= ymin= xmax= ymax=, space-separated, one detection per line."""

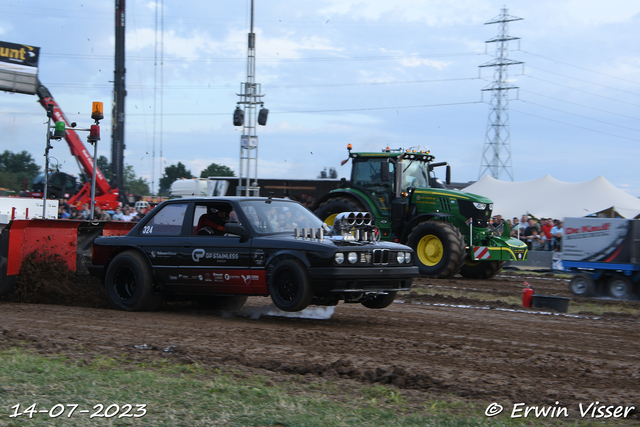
xmin=1 ymin=292 xmax=638 ymax=411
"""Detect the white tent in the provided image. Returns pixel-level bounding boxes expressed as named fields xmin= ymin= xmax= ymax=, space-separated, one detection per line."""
xmin=462 ymin=175 xmax=640 ymax=220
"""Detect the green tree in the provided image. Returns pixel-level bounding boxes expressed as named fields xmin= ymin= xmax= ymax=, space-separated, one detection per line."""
xmin=159 ymin=162 xmax=193 ymax=196
xmin=0 ymin=150 xmax=41 ymax=192
xmin=200 ymin=162 xmax=235 ymax=178
xmin=123 ymin=164 xmax=150 ymax=196
xmin=96 ymin=155 xmax=112 ymax=181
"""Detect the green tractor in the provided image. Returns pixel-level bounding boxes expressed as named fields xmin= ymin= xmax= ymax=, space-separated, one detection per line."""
xmin=315 ymin=145 xmax=528 ymax=279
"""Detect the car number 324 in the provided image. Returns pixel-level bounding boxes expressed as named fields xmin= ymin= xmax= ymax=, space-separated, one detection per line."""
xmin=90 ymin=197 xmax=419 ymax=312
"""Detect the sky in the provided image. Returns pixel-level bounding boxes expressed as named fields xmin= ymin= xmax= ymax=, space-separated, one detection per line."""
xmin=1 ymin=0 xmax=639 ymax=196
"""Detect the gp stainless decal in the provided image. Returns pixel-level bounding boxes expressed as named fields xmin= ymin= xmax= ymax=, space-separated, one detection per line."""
xmin=192 ymin=249 xmax=205 ymax=262
xmin=192 ymin=249 xmax=239 ymax=262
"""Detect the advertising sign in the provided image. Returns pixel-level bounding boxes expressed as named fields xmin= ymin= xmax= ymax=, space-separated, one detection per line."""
xmin=562 ymin=217 xmax=634 ymax=263
xmin=0 ymin=41 xmax=40 ymax=95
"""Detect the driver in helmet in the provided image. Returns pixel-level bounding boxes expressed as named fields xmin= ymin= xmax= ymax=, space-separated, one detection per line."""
xmin=197 ymin=205 xmax=231 ymax=236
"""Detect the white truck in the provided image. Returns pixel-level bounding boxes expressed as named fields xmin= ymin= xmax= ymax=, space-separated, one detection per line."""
xmin=169 ymin=178 xmax=229 ymax=198
xmin=564 ymin=217 xmax=640 ymax=300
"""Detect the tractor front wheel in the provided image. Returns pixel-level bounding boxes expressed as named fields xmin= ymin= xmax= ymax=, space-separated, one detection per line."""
xmin=406 ymin=221 xmax=466 ymax=278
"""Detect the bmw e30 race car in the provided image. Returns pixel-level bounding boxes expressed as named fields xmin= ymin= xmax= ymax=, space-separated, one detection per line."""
xmin=90 ymin=197 xmax=419 ymax=312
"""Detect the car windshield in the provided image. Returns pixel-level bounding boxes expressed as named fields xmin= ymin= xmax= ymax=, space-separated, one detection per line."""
xmin=238 ymin=199 xmax=323 ymax=235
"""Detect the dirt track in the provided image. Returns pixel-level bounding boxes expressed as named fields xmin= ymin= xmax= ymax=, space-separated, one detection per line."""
xmin=1 ymin=271 xmax=639 ymax=420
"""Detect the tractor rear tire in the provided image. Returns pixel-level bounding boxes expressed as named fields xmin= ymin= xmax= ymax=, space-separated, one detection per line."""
xmin=459 ymin=259 xmax=507 ymax=280
xmin=406 ymin=221 xmax=466 ymax=279
xmin=315 ymin=197 xmax=365 ymax=226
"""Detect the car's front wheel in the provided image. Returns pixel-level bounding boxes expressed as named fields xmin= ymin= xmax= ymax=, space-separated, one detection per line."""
xmin=268 ymin=259 xmax=313 ymax=312
xmin=105 ymin=251 xmax=164 ymax=311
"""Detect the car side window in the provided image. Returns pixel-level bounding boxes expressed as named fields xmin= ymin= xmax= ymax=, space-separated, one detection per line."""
xmin=141 ymin=203 xmax=187 ymax=236
xmin=192 ymin=203 xmax=237 ymax=236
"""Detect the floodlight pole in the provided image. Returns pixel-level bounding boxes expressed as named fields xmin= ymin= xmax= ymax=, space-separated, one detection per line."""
xmin=236 ymin=0 xmax=264 ymax=196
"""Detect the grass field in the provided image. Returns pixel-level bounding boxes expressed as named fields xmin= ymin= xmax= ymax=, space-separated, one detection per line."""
xmin=0 ymin=345 xmax=633 ymax=427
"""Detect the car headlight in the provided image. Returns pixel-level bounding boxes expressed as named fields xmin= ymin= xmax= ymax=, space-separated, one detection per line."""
xmin=348 ymin=252 xmax=358 ymax=264
xmin=473 ymin=202 xmax=487 ymax=210
xmin=334 ymin=253 xmax=344 ymax=265
xmin=397 ymin=252 xmax=405 ymax=264
xmin=405 ymin=252 xmax=412 ymax=264
xmin=489 ymin=203 xmax=493 ymax=211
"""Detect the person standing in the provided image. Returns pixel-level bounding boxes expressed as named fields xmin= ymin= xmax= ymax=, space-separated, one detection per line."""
xmin=541 ymin=218 xmax=554 ymax=250
xmin=550 ymin=220 xmax=564 ymax=251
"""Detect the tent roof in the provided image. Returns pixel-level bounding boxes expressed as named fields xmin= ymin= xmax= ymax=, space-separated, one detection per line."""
xmin=462 ymin=175 xmax=640 ymax=220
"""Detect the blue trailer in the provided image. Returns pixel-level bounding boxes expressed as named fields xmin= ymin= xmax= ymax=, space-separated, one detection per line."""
xmin=563 ymin=217 xmax=640 ymax=299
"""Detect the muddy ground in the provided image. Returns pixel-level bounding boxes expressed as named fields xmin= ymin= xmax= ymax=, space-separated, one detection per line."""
xmin=1 ymin=267 xmax=639 ymax=421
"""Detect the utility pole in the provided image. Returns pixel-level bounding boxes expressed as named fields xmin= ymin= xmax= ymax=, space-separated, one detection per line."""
xmin=112 ymin=0 xmax=126 ymax=191
xmin=478 ymin=7 xmax=523 ymax=181
xmin=235 ymin=0 xmax=268 ymax=196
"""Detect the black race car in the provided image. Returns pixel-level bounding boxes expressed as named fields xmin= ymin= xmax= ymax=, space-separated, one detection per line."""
xmin=90 ymin=197 xmax=418 ymax=312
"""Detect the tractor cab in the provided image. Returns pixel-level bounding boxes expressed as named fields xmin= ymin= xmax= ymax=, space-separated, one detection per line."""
xmin=349 ymin=148 xmax=451 ymax=220
xmin=350 ymin=155 xmax=397 ymax=218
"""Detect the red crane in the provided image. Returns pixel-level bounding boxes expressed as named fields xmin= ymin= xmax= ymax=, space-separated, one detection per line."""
xmin=36 ymin=81 xmax=120 ymax=210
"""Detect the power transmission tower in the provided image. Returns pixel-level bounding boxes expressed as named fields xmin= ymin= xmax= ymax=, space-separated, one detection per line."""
xmin=478 ymin=7 xmax=523 ymax=181
xmin=235 ymin=0 xmax=267 ymax=196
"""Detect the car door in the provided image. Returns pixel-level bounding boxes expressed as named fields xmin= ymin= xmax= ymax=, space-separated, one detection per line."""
xmin=136 ymin=202 xmax=190 ymax=286
xmin=172 ymin=202 xmax=256 ymax=295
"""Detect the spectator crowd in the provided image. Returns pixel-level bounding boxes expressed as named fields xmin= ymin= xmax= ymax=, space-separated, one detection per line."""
xmin=57 ymin=199 xmax=153 ymax=222
xmin=490 ymin=214 xmax=563 ymax=251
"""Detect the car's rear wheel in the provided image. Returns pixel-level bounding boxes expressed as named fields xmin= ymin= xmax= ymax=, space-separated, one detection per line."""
xmin=268 ymin=259 xmax=313 ymax=312
xmin=361 ymin=291 xmax=397 ymax=309
xmin=105 ymin=251 xmax=164 ymax=311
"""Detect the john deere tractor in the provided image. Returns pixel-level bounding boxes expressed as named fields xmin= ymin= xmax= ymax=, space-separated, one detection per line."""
xmin=315 ymin=145 xmax=527 ymax=279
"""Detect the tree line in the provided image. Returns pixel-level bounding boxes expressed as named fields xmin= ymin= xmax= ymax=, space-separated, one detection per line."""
xmin=0 ymin=149 xmax=234 ymax=197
